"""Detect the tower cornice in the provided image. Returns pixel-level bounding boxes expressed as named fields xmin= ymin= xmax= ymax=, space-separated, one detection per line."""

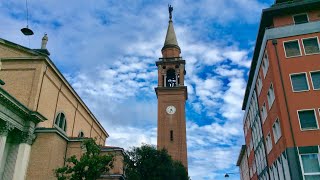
xmin=155 ymin=59 xmax=185 ymax=66
xmin=155 ymin=86 xmax=188 ymax=100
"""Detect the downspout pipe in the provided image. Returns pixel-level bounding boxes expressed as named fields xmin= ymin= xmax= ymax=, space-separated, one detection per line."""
xmin=272 ymin=39 xmax=302 ymax=179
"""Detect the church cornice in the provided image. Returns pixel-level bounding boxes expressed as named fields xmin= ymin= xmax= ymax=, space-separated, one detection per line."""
xmin=0 ymin=87 xmax=47 ymax=124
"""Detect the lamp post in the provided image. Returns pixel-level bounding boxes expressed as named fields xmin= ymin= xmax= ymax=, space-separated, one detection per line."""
xmin=0 ymin=79 xmax=4 ymax=86
xmin=224 ymin=172 xmax=239 ymax=178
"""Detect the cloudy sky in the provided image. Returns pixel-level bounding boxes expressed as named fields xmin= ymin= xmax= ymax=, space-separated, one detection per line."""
xmin=0 ymin=0 xmax=274 ymax=179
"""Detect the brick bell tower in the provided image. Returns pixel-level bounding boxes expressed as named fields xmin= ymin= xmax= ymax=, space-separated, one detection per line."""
xmin=155 ymin=5 xmax=188 ymax=169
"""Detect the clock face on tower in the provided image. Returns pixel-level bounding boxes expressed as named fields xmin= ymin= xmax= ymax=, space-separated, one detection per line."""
xmin=166 ymin=105 xmax=176 ymax=115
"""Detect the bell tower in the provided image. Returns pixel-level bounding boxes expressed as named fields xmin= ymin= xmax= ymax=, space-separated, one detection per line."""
xmin=155 ymin=5 xmax=188 ymax=169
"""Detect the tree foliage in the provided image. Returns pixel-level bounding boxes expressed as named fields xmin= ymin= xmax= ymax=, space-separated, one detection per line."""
xmin=124 ymin=144 xmax=189 ymax=180
xmin=55 ymin=138 xmax=113 ymax=180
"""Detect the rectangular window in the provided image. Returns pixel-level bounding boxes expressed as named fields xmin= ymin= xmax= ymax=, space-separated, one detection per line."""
xmin=277 ymin=158 xmax=285 ymax=180
xmin=293 ymin=13 xmax=309 ymax=25
xmin=266 ymin=133 xmax=273 ymax=154
xmin=257 ymin=75 xmax=262 ymax=95
xmin=299 ymin=146 xmax=320 ymax=179
xmin=272 ymin=119 xmax=282 ymax=143
xmin=290 ymin=73 xmax=309 ymax=92
xmin=282 ymin=153 xmax=291 ymax=180
xmin=261 ymin=103 xmax=267 ymax=123
xmin=303 ymin=37 xmax=320 ymax=55
xmin=310 ymin=71 xmax=320 ymax=90
xmin=244 ymin=123 xmax=247 ymax=136
xmin=262 ymin=52 xmax=269 ymax=78
xmin=170 ymin=130 xmax=173 ymax=141
xmin=298 ymin=109 xmax=318 ymax=130
xmin=284 ymin=40 xmax=301 ymax=57
xmin=267 ymin=84 xmax=275 ymax=109
xmin=273 ymin=163 xmax=279 ymax=180
xmin=270 ymin=166 xmax=275 ymax=180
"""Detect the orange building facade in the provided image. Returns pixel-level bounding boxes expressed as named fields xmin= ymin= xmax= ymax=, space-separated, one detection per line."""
xmin=239 ymin=0 xmax=320 ymax=180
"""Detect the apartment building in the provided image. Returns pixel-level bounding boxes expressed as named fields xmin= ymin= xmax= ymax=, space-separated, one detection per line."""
xmin=240 ymin=0 xmax=320 ymax=179
xmin=237 ymin=145 xmax=250 ymax=180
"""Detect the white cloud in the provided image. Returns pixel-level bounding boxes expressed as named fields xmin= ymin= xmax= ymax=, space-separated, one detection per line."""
xmin=187 ymin=122 xmax=243 ymax=180
xmin=105 ymin=126 xmax=157 ymax=150
xmin=220 ymin=77 xmax=247 ymax=121
xmin=0 ymin=1 xmax=272 ymax=179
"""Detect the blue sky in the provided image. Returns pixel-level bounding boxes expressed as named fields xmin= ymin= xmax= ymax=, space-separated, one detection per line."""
xmin=0 ymin=0 xmax=274 ymax=179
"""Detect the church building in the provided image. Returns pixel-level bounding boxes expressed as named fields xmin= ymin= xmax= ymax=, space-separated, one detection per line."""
xmin=0 ymin=35 xmax=124 ymax=180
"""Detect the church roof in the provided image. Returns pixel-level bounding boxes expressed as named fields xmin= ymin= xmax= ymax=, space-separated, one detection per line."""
xmin=0 ymin=38 xmax=109 ymax=137
xmin=162 ymin=19 xmax=180 ymax=50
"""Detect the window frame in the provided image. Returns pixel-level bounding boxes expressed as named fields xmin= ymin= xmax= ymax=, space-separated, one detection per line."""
xmin=270 ymin=165 xmax=275 ymax=180
xmin=54 ymin=112 xmax=67 ymax=132
xmin=289 ymin=72 xmax=310 ymax=92
xmin=257 ymin=74 xmax=263 ymax=95
xmin=266 ymin=133 xmax=273 ymax=154
xmin=78 ymin=130 xmax=85 ymax=138
xmin=298 ymin=146 xmax=320 ymax=180
xmin=283 ymin=39 xmax=302 ymax=58
xmin=302 ymin=36 xmax=320 ymax=55
xmin=267 ymin=83 xmax=275 ymax=109
xmin=297 ymin=109 xmax=319 ymax=131
xmin=261 ymin=102 xmax=267 ymax=123
xmin=293 ymin=13 xmax=309 ymax=25
xmin=262 ymin=51 xmax=269 ymax=78
xmin=272 ymin=118 xmax=282 ymax=143
xmin=310 ymin=70 xmax=320 ymax=90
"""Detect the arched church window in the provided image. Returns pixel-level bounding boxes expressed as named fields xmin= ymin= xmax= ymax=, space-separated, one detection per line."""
xmin=55 ymin=112 xmax=67 ymax=132
xmin=78 ymin=131 xmax=85 ymax=138
xmin=166 ymin=69 xmax=176 ymax=87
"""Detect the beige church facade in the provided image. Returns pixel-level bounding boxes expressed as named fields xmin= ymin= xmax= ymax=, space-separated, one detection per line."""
xmin=0 ymin=37 xmax=124 ymax=180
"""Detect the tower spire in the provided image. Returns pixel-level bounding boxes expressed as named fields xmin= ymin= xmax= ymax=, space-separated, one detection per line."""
xmin=155 ymin=5 xmax=188 ymax=170
xmin=162 ymin=5 xmax=181 ymax=58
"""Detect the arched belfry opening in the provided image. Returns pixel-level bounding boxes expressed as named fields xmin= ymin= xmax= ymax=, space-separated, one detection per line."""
xmin=166 ymin=68 xmax=176 ymax=87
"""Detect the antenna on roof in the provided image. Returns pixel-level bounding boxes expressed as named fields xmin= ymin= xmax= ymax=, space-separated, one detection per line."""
xmin=21 ymin=0 xmax=34 ymax=36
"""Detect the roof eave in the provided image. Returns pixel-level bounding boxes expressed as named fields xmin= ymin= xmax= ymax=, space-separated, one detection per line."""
xmin=0 ymin=38 xmax=109 ymax=138
xmin=242 ymin=0 xmax=320 ymax=110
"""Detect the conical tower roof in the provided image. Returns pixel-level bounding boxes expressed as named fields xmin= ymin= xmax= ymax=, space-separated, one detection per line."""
xmin=163 ymin=19 xmax=180 ymax=50
xmin=161 ymin=5 xmax=181 ymax=58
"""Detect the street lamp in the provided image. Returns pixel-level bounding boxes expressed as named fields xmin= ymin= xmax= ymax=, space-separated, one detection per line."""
xmin=224 ymin=172 xmax=239 ymax=178
xmin=0 ymin=79 xmax=5 ymax=86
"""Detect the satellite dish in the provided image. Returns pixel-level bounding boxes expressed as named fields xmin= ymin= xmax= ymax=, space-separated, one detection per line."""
xmin=21 ymin=0 xmax=34 ymax=36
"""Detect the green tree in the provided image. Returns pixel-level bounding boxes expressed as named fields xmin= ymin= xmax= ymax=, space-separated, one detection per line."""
xmin=55 ymin=138 xmax=113 ymax=180
xmin=124 ymin=144 xmax=189 ymax=180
